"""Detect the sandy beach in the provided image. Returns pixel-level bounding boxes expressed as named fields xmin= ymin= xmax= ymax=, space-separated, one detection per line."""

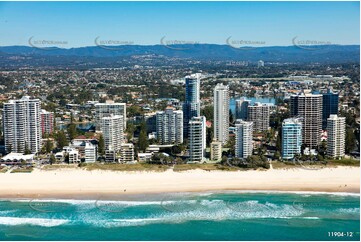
xmin=0 ymin=166 xmax=359 ymax=199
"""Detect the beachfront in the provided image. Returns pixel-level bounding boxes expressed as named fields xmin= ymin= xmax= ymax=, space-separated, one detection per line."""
xmin=0 ymin=166 xmax=359 ymax=198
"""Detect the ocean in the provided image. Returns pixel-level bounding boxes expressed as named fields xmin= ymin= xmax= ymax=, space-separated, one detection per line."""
xmin=0 ymin=191 xmax=359 ymax=241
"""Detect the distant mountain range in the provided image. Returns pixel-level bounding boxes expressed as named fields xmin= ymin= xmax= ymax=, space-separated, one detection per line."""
xmin=0 ymin=44 xmax=359 ymax=65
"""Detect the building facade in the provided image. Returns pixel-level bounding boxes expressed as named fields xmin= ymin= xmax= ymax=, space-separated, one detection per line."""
xmin=290 ymin=90 xmax=323 ymax=149
xmin=84 ymin=142 xmax=97 ymax=163
xmin=282 ymin=118 xmax=302 ymax=160
xmin=235 ymin=120 xmax=253 ymax=159
xmin=3 ymin=96 xmax=41 ymax=154
xmin=183 ymin=75 xmax=201 ymax=137
xmin=213 ymin=83 xmax=230 ymax=144
xmin=41 ymin=109 xmax=54 ymax=136
xmin=235 ymin=98 xmax=250 ymax=120
xmin=327 ymin=115 xmax=345 ymax=158
xmin=100 ymin=115 xmax=123 ymax=151
xmin=322 ymin=89 xmax=339 ymax=129
xmin=120 ymin=143 xmax=135 ymax=163
xmin=210 ymin=140 xmax=222 ymax=161
xmin=156 ymin=107 xmax=183 ymax=145
xmin=188 ymin=116 xmax=206 ymax=163
xmin=95 ymin=101 xmax=126 ymax=130
xmin=247 ymin=102 xmax=270 ymax=132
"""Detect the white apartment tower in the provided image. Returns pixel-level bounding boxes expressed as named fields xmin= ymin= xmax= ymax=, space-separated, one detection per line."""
xmin=189 ymin=116 xmax=206 ymax=163
xmin=3 ymin=96 xmax=41 ymax=154
xmin=247 ymin=102 xmax=270 ymax=132
xmin=290 ymin=90 xmax=323 ymax=149
xmin=214 ymin=83 xmax=230 ymax=144
xmin=100 ymin=115 xmax=124 ymax=151
xmin=235 ymin=119 xmax=253 ymax=159
xmin=327 ymin=115 xmax=346 ymax=158
xmin=95 ymin=101 xmax=126 ymax=130
xmin=156 ymin=107 xmax=183 ymax=145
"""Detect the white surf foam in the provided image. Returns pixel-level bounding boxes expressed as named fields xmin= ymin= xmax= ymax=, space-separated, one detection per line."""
xmin=0 ymin=216 xmax=69 ymax=227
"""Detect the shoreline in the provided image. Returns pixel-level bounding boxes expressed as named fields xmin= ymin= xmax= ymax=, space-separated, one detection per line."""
xmin=0 ymin=166 xmax=359 ymax=199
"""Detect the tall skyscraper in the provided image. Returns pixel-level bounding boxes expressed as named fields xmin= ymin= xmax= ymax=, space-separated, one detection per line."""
xmin=247 ymin=102 xmax=270 ymax=132
xmin=235 ymin=119 xmax=253 ymax=159
xmin=214 ymin=83 xmax=229 ymax=144
xmin=41 ymin=109 xmax=54 ymax=136
xmin=322 ymin=88 xmax=339 ymax=129
xmin=156 ymin=107 xmax=183 ymax=145
xmin=235 ymin=98 xmax=250 ymax=120
xmin=3 ymin=96 xmax=41 ymax=154
xmin=189 ymin=116 xmax=206 ymax=163
xmin=282 ymin=118 xmax=302 ymax=160
xmin=95 ymin=101 xmax=126 ymax=130
xmin=327 ymin=115 xmax=346 ymax=158
xmin=183 ymin=75 xmax=200 ymax=137
xmin=290 ymin=90 xmax=323 ymax=149
xmin=100 ymin=115 xmax=123 ymax=151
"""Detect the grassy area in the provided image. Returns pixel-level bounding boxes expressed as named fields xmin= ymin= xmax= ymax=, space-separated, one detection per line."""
xmin=271 ymin=161 xmax=298 ymax=169
xmin=173 ymin=163 xmax=241 ymax=172
xmin=326 ymin=158 xmax=360 ymax=166
xmin=272 ymin=158 xmax=359 ymax=169
xmin=0 ymin=167 xmax=8 ymax=173
xmin=42 ymin=164 xmax=79 ymax=170
xmin=83 ymin=163 xmax=170 ymax=172
xmin=11 ymin=167 xmax=33 ymax=173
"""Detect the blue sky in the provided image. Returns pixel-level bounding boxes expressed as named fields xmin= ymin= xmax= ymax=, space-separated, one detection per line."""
xmin=0 ymin=1 xmax=359 ymax=47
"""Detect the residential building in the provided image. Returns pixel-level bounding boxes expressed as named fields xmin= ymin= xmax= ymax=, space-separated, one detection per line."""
xmin=214 ymin=83 xmax=230 ymax=144
xmin=84 ymin=142 xmax=97 ymax=163
xmin=120 ymin=143 xmax=135 ymax=163
xmin=235 ymin=98 xmax=250 ymax=120
xmin=290 ymin=90 xmax=323 ymax=148
xmin=156 ymin=107 xmax=183 ymax=145
xmin=189 ymin=116 xmax=206 ymax=163
xmin=3 ymin=96 xmax=41 ymax=154
xmin=68 ymin=149 xmax=79 ymax=163
xmin=100 ymin=115 xmax=123 ymax=151
xmin=41 ymin=109 xmax=54 ymax=136
xmin=210 ymin=140 xmax=222 ymax=161
xmin=327 ymin=115 xmax=346 ymax=158
xmin=95 ymin=101 xmax=126 ymax=130
xmin=258 ymin=60 xmax=265 ymax=68
xmin=183 ymin=75 xmax=201 ymax=137
xmin=282 ymin=118 xmax=302 ymax=160
xmin=322 ymin=89 xmax=339 ymax=129
xmin=247 ymin=102 xmax=270 ymax=132
xmin=235 ymin=120 xmax=253 ymax=159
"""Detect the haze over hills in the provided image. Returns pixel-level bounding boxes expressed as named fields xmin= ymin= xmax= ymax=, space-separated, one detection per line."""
xmin=0 ymin=44 xmax=359 ymax=68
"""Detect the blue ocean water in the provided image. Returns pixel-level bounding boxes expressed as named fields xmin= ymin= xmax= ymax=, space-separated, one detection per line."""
xmin=0 ymin=192 xmax=359 ymax=241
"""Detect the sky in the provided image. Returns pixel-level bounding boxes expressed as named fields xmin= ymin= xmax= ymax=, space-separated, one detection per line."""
xmin=0 ymin=1 xmax=359 ymax=48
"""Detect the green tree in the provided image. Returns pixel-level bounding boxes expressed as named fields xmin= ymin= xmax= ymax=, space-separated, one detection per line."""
xmin=126 ymin=122 xmax=136 ymax=140
xmin=67 ymin=123 xmax=77 ymax=141
xmin=345 ymin=128 xmax=356 ymax=153
xmin=45 ymin=139 xmax=53 ymax=153
xmin=201 ymin=105 xmax=214 ymax=123
xmin=56 ymin=131 xmax=68 ymax=149
xmin=98 ymin=134 xmax=105 ymax=156
xmin=49 ymin=154 xmax=56 ymax=165
xmin=24 ymin=143 xmax=32 ymax=155
xmin=138 ymin=122 xmax=148 ymax=152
